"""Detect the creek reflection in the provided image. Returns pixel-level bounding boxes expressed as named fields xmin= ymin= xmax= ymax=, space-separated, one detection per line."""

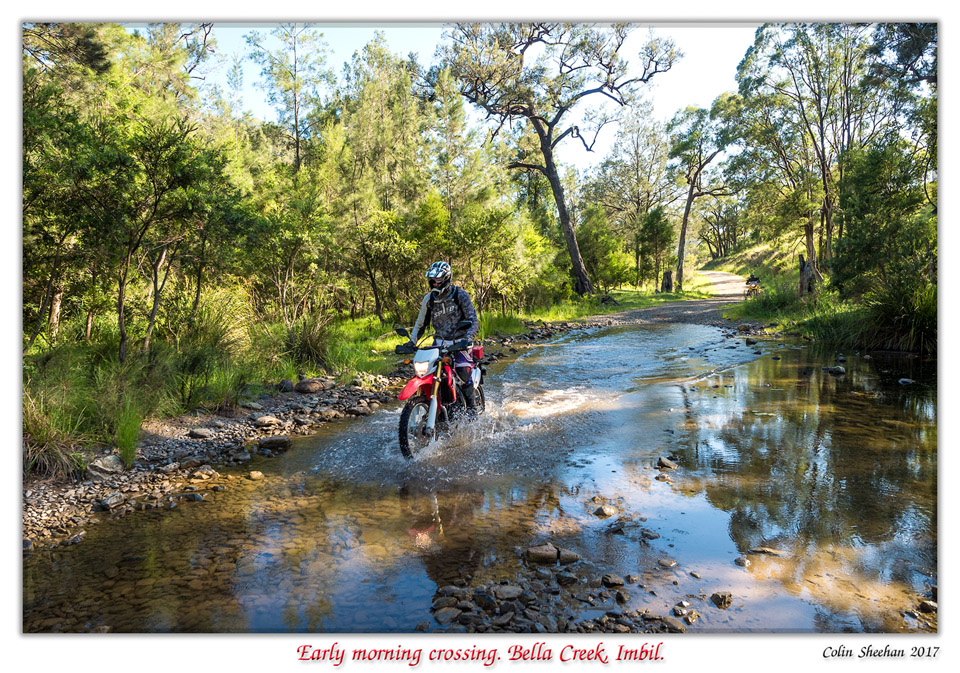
xmin=669 ymin=349 xmax=936 ymax=632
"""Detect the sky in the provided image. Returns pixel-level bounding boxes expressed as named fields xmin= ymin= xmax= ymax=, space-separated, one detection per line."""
xmin=176 ymin=21 xmax=761 ymax=172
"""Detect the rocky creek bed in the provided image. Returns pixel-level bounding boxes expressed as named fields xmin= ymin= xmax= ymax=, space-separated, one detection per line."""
xmin=23 ymin=320 xmax=606 ymax=551
xmin=30 ymin=315 xmax=902 ymax=635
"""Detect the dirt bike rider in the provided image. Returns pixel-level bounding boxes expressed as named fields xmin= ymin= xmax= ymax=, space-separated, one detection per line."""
xmin=746 ymin=272 xmax=760 ymax=286
xmin=408 ymin=261 xmax=481 ymax=412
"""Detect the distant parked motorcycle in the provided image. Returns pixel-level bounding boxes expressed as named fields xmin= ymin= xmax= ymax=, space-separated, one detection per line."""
xmin=393 ymin=321 xmax=486 ymax=458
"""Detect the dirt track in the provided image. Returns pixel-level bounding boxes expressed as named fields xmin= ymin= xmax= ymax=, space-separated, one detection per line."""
xmin=584 ymin=270 xmax=749 ymax=327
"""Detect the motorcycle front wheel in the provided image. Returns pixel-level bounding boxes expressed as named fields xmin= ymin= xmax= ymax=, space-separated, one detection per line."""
xmin=399 ymin=395 xmax=444 ymax=459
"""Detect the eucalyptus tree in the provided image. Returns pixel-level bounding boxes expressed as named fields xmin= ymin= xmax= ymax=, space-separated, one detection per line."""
xmin=246 ymin=23 xmax=330 ymax=174
xmin=667 ymin=93 xmax=738 ymax=291
xmin=442 ymin=22 xmax=679 ymax=295
xmin=332 ymin=36 xmax=431 ymax=322
xmin=737 ymin=23 xmax=889 ymax=267
xmin=585 ymin=103 xmax=676 ymax=286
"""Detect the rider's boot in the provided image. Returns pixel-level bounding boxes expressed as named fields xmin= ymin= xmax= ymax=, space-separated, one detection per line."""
xmin=458 ymin=366 xmax=478 ymax=417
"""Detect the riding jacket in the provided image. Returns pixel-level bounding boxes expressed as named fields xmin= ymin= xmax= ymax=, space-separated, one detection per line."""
xmin=410 ymin=285 xmax=479 ymax=347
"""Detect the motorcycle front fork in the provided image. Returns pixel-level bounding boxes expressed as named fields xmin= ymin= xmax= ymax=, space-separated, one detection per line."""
xmin=425 ymin=375 xmax=442 ymax=435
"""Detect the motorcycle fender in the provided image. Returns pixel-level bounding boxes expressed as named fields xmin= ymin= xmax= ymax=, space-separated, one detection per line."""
xmin=398 ymin=375 xmax=433 ymax=401
xmin=445 ymin=364 xmax=456 ymax=401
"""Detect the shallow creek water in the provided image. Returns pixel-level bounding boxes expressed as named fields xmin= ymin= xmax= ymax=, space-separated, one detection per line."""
xmin=23 ymin=323 xmax=937 ymax=633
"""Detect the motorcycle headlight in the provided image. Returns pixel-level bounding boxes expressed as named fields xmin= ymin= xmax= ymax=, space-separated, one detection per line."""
xmin=413 ymin=360 xmax=430 ymax=377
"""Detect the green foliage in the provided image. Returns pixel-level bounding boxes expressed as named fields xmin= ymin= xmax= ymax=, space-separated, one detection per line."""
xmin=833 ymin=141 xmax=935 ymax=294
xmin=577 ymin=205 xmax=632 ymax=292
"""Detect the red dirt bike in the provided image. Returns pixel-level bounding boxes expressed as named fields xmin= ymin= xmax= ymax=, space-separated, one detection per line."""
xmin=393 ymin=321 xmax=486 ymax=458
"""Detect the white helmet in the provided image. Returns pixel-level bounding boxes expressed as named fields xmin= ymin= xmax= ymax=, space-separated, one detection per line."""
xmin=425 ymin=261 xmax=452 ymax=297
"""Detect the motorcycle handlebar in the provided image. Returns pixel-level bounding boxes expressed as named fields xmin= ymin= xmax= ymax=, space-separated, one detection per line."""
xmin=395 ymin=340 xmax=471 ymax=355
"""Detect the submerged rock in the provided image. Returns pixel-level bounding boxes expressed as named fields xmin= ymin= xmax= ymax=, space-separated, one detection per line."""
xmin=258 ymin=436 xmax=291 ymax=451
xmin=748 ymin=546 xmax=788 ymax=557
xmin=593 ymin=505 xmax=617 ymax=518
xmin=526 ymin=543 xmax=559 ymax=563
xmin=711 ymin=592 xmax=733 ymax=609
xmin=656 ymin=456 xmax=678 ymax=471
xmin=601 ymin=574 xmax=625 ymax=588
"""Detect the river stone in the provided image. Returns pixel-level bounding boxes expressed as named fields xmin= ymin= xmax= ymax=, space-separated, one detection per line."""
xmin=473 ymin=590 xmax=497 ymax=611
xmin=625 ymin=574 xmax=640 ymax=584
xmin=434 ymin=607 xmax=461 ymax=625
xmin=526 ymin=543 xmax=559 ymax=563
xmin=640 ymin=529 xmax=660 ymax=540
xmin=294 ymin=379 xmax=325 ymax=394
xmin=101 ymin=492 xmax=125 ymax=509
xmin=348 ymin=406 xmax=372 ymax=416
xmin=86 ymin=455 xmax=126 ymax=481
xmin=432 ymin=596 xmax=458 ymax=610
xmin=254 ymin=415 xmax=281 ymax=428
xmin=278 ymin=379 xmax=294 ymax=393
xmin=259 ymin=436 xmax=292 ymax=451
xmin=556 ymin=572 xmax=578 ymax=586
xmin=159 ymin=461 xmax=180 ymax=473
xmin=601 ymin=574 xmax=625 ymax=588
xmin=558 ymin=548 xmax=581 ymax=564
xmin=823 ymin=366 xmax=846 ymax=376
xmin=180 ymin=492 xmax=204 ymax=502
xmin=899 ymin=378 xmax=916 ymax=386
xmin=248 ymin=471 xmax=264 ymax=481
xmin=734 ymin=556 xmax=751 ymax=567
xmin=316 ymin=407 xmax=342 ymax=421
xmin=188 ymin=427 xmax=215 ymax=439
xmin=190 ymin=465 xmax=218 ymax=479
xmin=662 ymin=616 xmax=687 ymax=633
xmin=594 ymin=505 xmax=617 ymax=518
xmin=492 ymin=611 xmax=514 ymax=627
xmin=684 ymin=610 xmax=700 ymax=625
xmin=241 ymin=401 xmax=263 ymax=411
xmin=233 ymin=452 xmax=251 ymax=463
xmin=711 ymin=591 xmax=733 ymax=609
xmin=919 ymin=600 xmax=937 ymax=613
xmin=658 ymin=558 xmax=677 ymax=568
xmin=745 ymin=338 xmax=758 ymax=345
xmin=494 ymin=585 xmax=523 ymax=600
xmin=657 ymin=456 xmax=678 ymax=471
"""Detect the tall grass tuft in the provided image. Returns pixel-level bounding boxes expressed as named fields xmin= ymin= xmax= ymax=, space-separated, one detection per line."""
xmin=22 ymin=388 xmax=87 ymax=479
xmin=863 ymin=279 xmax=937 ymax=354
xmin=114 ymin=397 xmax=143 ymax=466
